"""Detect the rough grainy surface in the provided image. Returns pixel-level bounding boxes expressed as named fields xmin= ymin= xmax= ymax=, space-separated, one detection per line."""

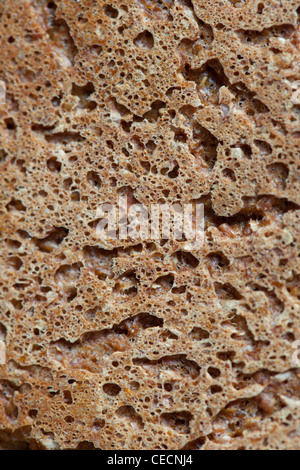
xmin=0 ymin=0 xmax=300 ymax=450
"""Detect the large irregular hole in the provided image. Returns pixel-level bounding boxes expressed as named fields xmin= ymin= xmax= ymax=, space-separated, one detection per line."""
xmin=182 ymin=59 xmax=228 ymax=104
xmin=104 ymin=4 xmax=119 ymax=18
xmin=83 ymin=245 xmax=117 ymax=280
xmin=87 ymin=171 xmax=102 ymax=188
xmin=54 ymin=263 xmax=82 ymax=284
xmin=116 ymin=405 xmax=144 ymax=429
xmin=181 ymin=436 xmax=206 ymax=450
xmin=6 ymin=199 xmax=26 ymax=212
xmin=47 ymin=157 xmax=61 ymax=172
xmin=0 ymin=380 xmax=20 ymax=422
xmin=205 ymin=252 xmax=230 ymax=274
xmin=237 ymin=24 xmax=295 ymax=45
xmin=71 ymin=82 xmax=97 ymax=111
xmin=45 ymin=132 xmax=85 ymax=145
xmin=189 ymin=327 xmax=210 ymax=341
xmin=133 ymin=354 xmax=200 ymax=380
xmin=113 ymin=271 xmax=139 ymax=298
xmin=48 ymin=313 xmax=163 ymax=372
xmin=151 ymin=274 xmax=175 ymax=294
xmin=161 ymin=411 xmax=192 ymax=434
xmin=286 ymin=273 xmax=300 ymax=300
xmin=267 ymin=163 xmax=289 ymax=190
xmin=76 ymin=441 xmax=97 ymax=450
xmin=47 ymin=18 xmax=78 ymax=66
xmin=35 ymin=227 xmax=69 ymax=253
xmin=173 ymin=251 xmax=199 ymax=270
xmin=179 ymin=108 xmax=220 ymax=170
xmin=7 ymin=256 xmax=23 ymax=270
xmin=214 ymin=282 xmax=242 ymax=300
xmin=143 ymin=100 xmax=166 ymax=123
xmin=103 ymin=383 xmax=121 ymax=397
xmin=134 ymin=30 xmax=154 ymax=49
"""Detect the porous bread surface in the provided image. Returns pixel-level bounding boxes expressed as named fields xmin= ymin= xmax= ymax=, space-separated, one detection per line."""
xmin=0 ymin=0 xmax=300 ymax=450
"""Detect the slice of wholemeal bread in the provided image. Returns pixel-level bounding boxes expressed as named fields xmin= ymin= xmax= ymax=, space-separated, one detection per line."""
xmin=0 ymin=0 xmax=299 ymax=450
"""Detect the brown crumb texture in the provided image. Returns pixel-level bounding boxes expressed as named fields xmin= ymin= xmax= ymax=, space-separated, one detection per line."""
xmin=0 ymin=0 xmax=300 ymax=450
